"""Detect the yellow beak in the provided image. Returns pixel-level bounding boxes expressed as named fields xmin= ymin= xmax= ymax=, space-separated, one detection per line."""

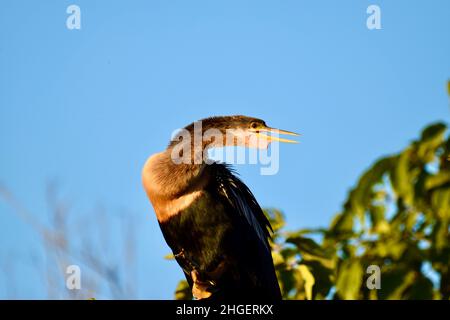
xmin=249 ymin=127 xmax=300 ymax=144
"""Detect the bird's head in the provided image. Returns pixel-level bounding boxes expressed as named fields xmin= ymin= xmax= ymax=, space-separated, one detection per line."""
xmin=171 ymin=115 xmax=299 ymax=150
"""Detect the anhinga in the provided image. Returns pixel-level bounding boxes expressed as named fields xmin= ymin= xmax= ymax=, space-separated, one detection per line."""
xmin=142 ymin=115 xmax=299 ymax=301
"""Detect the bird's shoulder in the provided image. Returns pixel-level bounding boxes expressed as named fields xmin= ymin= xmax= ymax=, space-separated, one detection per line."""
xmin=205 ymin=162 xmax=272 ymax=251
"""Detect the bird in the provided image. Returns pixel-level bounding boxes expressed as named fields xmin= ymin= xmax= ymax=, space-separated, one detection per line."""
xmin=142 ymin=115 xmax=299 ymax=301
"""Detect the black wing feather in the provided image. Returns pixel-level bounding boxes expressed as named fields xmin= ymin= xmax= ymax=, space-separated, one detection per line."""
xmin=212 ymin=163 xmax=273 ymax=252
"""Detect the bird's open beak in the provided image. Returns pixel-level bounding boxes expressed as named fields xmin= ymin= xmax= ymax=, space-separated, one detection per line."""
xmin=249 ymin=127 xmax=300 ymax=144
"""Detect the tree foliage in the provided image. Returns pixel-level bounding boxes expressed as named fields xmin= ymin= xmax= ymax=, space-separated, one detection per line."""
xmin=172 ymin=89 xmax=450 ymax=300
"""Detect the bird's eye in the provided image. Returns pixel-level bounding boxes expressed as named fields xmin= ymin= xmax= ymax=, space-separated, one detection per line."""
xmin=250 ymin=122 xmax=258 ymax=129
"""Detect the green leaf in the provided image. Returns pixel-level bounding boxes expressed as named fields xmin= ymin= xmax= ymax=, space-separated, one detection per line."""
xmin=431 ymin=188 xmax=450 ymax=219
xmin=335 ymin=260 xmax=363 ymax=300
xmin=378 ymin=268 xmax=415 ymax=300
xmin=417 ymin=122 xmax=447 ymax=163
xmin=175 ymin=280 xmax=192 ymax=300
xmin=407 ymin=274 xmax=435 ymax=299
xmin=425 ymin=171 xmax=450 ymax=190
xmin=164 ymin=253 xmax=175 ymax=260
xmin=431 ymin=219 xmax=449 ymax=252
xmin=345 ymin=157 xmax=394 ymax=217
xmin=298 ymin=265 xmax=315 ymax=300
xmin=287 ymin=236 xmax=330 ymax=258
xmin=263 ymin=209 xmax=286 ymax=233
xmin=272 ymin=250 xmax=285 ymax=267
xmin=301 ymin=260 xmax=334 ymax=299
xmin=391 ymin=150 xmax=414 ymax=205
xmin=329 ymin=212 xmax=354 ymax=235
xmin=369 ymin=205 xmax=386 ymax=232
xmin=277 ymin=267 xmax=297 ymax=298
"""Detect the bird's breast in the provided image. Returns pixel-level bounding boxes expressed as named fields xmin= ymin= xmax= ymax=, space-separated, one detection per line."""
xmin=150 ymin=191 xmax=204 ymax=223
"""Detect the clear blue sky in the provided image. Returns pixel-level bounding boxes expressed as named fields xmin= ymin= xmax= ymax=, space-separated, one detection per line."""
xmin=0 ymin=0 xmax=449 ymax=299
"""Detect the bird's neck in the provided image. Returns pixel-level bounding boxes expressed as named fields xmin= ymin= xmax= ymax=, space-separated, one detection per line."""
xmin=142 ymin=147 xmax=207 ymax=201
